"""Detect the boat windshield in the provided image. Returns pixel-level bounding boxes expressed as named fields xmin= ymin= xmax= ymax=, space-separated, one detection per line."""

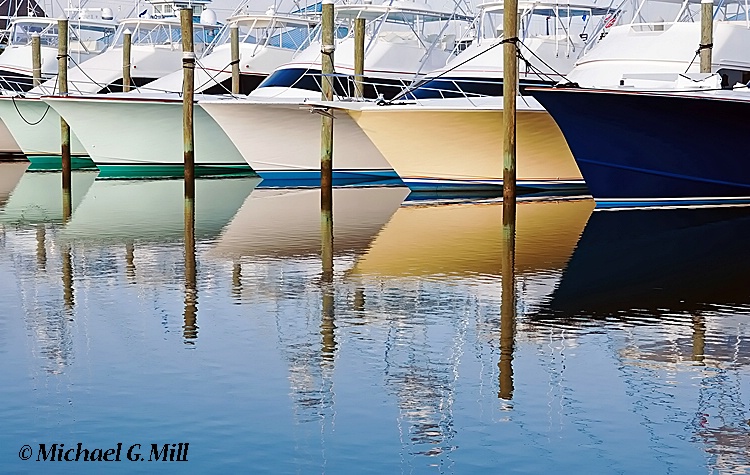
xmin=111 ymin=20 xmax=220 ymax=49
xmin=9 ymin=20 xmax=116 ymax=53
xmin=205 ymin=16 xmax=317 ymax=55
xmin=10 ymin=20 xmax=57 ymax=46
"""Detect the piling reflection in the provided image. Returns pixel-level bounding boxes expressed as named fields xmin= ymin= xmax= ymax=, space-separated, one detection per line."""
xmin=499 ymin=197 xmax=516 ymax=401
xmin=125 ymin=241 xmax=136 ymax=280
xmin=61 ymin=242 xmax=74 ymax=312
xmin=36 ymin=224 xmax=46 ymax=270
xmin=320 ymin=202 xmax=335 ymax=358
xmin=184 ymin=196 xmax=197 ymax=344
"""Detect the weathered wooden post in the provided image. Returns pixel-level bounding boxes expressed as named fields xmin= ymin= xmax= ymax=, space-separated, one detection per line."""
xmin=31 ymin=33 xmax=41 ymax=87
xmin=700 ymin=0 xmax=713 ymax=73
xmin=122 ymin=29 xmax=132 ymax=92
xmin=502 ymin=0 xmax=518 ymax=203
xmin=58 ymin=19 xmax=70 ymax=193
xmin=499 ymin=197 xmax=516 ymax=401
xmin=320 ymin=0 xmax=335 ymax=203
xmin=353 ymin=17 xmax=365 ymax=99
xmin=181 ymin=8 xmax=195 ymax=200
xmin=230 ymin=22 xmax=240 ymax=94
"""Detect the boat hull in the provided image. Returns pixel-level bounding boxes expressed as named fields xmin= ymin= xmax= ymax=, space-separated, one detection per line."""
xmin=199 ymin=99 xmax=398 ymax=186
xmin=530 ymin=88 xmax=750 ymax=207
xmin=344 ymin=100 xmax=584 ymax=192
xmin=44 ymin=96 xmax=254 ymax=179
xmin=0 ymin=96 xmax=93 ymax=170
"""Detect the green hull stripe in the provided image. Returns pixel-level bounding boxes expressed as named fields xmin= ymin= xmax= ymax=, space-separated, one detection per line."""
xmin=96 ymin=164 xmax=257 ymax=179
xmin=27 ymin=155 xmax=97 ymax=171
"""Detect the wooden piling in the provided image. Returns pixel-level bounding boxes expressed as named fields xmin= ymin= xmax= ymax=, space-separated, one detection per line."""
xmin=31 ymin=33 xmax=41 ymax=87
xmin=122 ymin=29 xmax=132 ymax=92
xmin=353 ymin=17 xmax=365 ymax=99
xmin=700 ymin=0 xmax=713 ymax=73
xmin=230 ymin=23 xmax=240 ymax=94
xmin=320 ymin=0 xmax=335 ymax=202
xmin=181 ymin=8 xmax=195 ymax=200
xmin=58 ymin=19 xmax=70 ymax=193
xmin=502 ymin=0 xmax=518 ymax=203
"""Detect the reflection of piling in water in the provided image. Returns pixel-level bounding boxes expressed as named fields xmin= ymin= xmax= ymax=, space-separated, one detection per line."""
xmin=125 ymin=241 xmax=135 ymax=280
xmin=61 ymin=243 xmax=74 ymax=312
xmin=499 ymin=197 xmax=516 ymax=401
xmin=692 ymin=315 xmax=706 ymax=364
xmin=62 ymin=188 xmax=72 ymax=224
xmin=320 ymin=205 xmax=335 ymax=359
xmin=36 ymin=225 xmax=46 ymax=270
xmin=183 ymin=197 xmax=197 ymax=343
xmin=231 ymin=262 xmax=242 ymax=298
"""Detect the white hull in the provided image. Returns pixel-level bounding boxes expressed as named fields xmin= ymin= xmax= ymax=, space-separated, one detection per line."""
xmin=44 ymin=95 xmax=251 ymax=175
xmin=199 ymin=98 xmax=396 ymax=182
xmin=0 ymin=96 xmax=88 ymax=156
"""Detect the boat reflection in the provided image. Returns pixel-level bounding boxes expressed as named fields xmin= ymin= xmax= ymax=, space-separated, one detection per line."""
xmin=0 ymin=162 xmax=28 ymax=208
xmin=535 ymin=206 xmax=750 ymax=472
xmin=350 ymin=197 xmax=595 ymax=299
xmin=541 ymin=206 xmax=750 ymax=317
xmin=60 ymin=177 xmax=261 ymax=243
xmin=0 ymin=170 xmax=97 ymax=224
xmin=210 ymin=186 xmax=410 ymax=260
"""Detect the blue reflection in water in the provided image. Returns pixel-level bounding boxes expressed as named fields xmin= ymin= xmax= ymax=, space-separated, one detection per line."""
xmin=0 ymin=164 xmax=749 ymax=474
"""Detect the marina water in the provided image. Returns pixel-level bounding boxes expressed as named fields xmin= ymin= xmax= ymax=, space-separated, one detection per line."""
xmin=1 ymin=163 xmax=749 ymax=474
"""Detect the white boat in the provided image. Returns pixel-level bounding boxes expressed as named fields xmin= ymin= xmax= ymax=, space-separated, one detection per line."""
xmin=0 ymin=8 xmax=118 ymax=158
xmin=43 ymin=8 xmax=319 ymax=179
xmin=316 ymin=0 xmax=618 ymax=192
xmin=0 ymin=0 xmax=221 ymax=171
xmin=198 ymin=0 xmax=472 ymax=186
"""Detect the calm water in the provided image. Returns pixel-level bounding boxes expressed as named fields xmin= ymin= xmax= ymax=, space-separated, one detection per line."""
xmin=1 ymin=163 xmax=750 ymax=474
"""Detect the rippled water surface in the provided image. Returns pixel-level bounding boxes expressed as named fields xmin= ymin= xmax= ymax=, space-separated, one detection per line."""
xmin=1 ymin=163 xmax=749 ymax=474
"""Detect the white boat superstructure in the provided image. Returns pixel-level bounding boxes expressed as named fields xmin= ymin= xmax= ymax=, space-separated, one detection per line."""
xmin=0 ymin=8 xmax=118 ymax=157
xmin=199 ymin=0 xmax=473 ymax=185
xmin=0 ymin=10 xmax=118 ymax=93
xmin=43 ymin=8 xmax=320 ymax=178
xmin=0 ymin=0 xmax=221 ymax=170
xmin=567 ymin=5 xmax=750 ymax=88
xmin=405 ymin=0 xmax=620 ymax=99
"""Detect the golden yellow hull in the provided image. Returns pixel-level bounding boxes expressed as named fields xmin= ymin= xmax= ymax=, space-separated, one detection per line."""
xmin=348 ymin=108 xmax=582 ymax=190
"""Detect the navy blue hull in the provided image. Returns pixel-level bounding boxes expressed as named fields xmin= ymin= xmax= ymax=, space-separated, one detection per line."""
xmin=530 ymin=88 xmax=750 ymax=206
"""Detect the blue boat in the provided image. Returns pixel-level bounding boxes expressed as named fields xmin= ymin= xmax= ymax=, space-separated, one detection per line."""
xmin=529 ymin=87 xmax=750 ymax=207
